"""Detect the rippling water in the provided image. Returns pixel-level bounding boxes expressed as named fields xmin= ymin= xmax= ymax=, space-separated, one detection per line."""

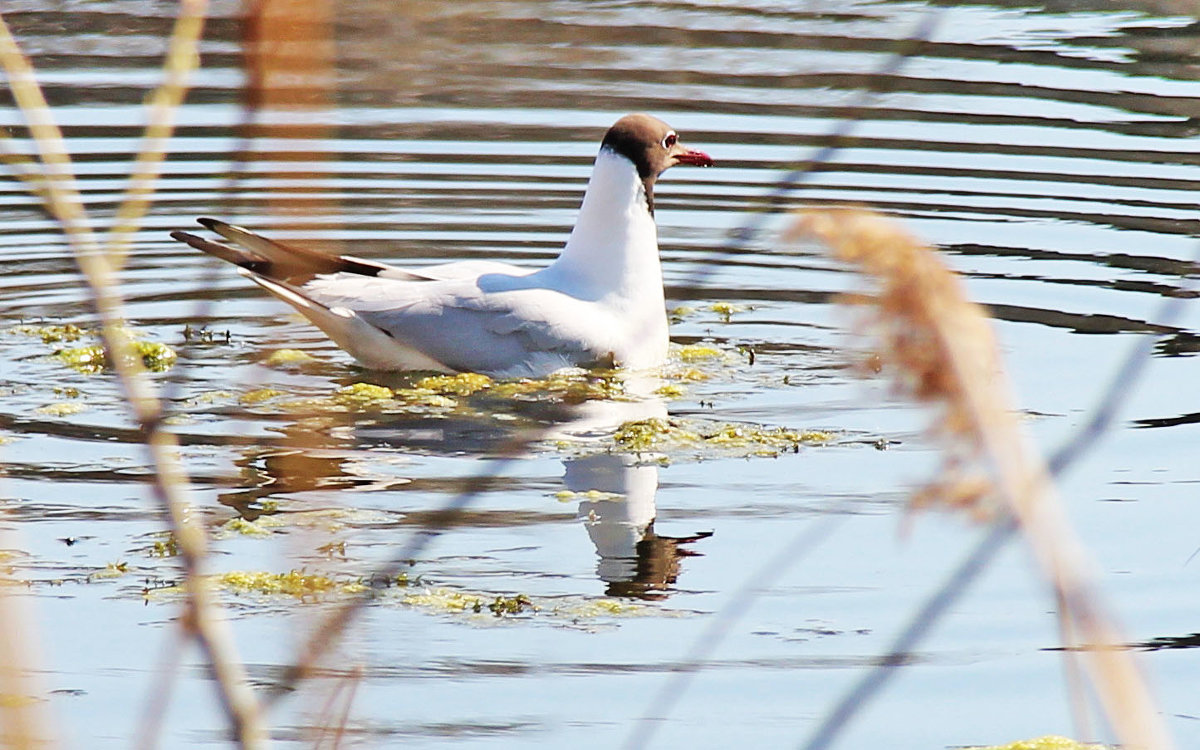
xmin=3 ymin=1 xmax=1200 ymax=747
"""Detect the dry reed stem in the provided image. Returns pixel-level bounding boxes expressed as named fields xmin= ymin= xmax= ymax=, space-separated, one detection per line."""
xmin=790 ymin=207 xmax=1173 ymax=750
xmin=0 ymin=533 xmax=56 ymax=749
xmin=0 ymin=10 xmax=265 ymax=748
xmin=106 ymin=0 xmax=208 ymax=268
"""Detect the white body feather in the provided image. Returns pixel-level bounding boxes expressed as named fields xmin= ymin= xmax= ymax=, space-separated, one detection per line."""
xmin=269 ymin=148 xmax=668 ymax=377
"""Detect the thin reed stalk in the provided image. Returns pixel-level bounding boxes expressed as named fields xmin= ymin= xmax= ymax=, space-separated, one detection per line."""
xmin=0 ymin=531 xmax=56 ymax=749
xmin=0 ymin=8 xmax=264 ymax=748
xmin=790 ymin=208 xmax=1173 ymax=750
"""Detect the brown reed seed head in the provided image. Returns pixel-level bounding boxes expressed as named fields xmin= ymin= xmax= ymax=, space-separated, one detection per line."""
xmin=788 ymin=208 xmax=1016 ymax=517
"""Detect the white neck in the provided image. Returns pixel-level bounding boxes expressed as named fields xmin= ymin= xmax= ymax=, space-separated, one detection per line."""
xmin=548 ymin=148 xmax=662 ymax=301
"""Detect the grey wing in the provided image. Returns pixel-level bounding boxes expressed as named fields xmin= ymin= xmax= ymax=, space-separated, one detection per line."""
xmin=305 ymin=274 xmax=612 ymax=376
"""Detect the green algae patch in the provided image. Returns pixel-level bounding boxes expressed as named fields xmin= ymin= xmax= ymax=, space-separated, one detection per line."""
xmin=401 ymin=587 xmax=488 ymax=614
xmin=668 ymin=302 xmax=748 ymax=323
xmin=214 ymin=516 xmax=286 ymax=538
xmin=147 ymin=533 xmax=179 ymax=558
xmin=487 ymin=593 xmax=534 ymax=615
xmin=676 ymin=344 xmax=724 ymax=363
xmin=217 ymin=570 xmax=368 ymax=598
xmin=52 ymin=338 xmax=176 ymax=374
xmin=488 ymin=368 xmax=626 ymax=403
xmin=135 ymin=340 xmax=177 ymax=371
xmin=613 ymin=418 xmax=679 ymax=451
xmin=402 ymin=589 xmax=538 ymax=617
xmin=33 ymin=402 xmax=87 ymax=417
xmin=52 ymin=344 xmax=107 ymax=374
xmin=9 ymin=323 xmax=86 ymax=343
xmin=187 ymin=390 xmax=236 ymax=406
xmin=709 ymin=302 xmax=747 ymax=321
xmin=668 ymin=305 xmax=696 ymax=323
xmin=967 ymin=737 xmax=1108 ymax=750
xmin=90 ymin=562 xmax=130 ymax=581
xmin=553 ymin=598 xmax=654 ymax=619
xmin=239 ymin=388 xmax=285 ymax=405
xmin=262 ymin=348 xmax=316 ymax=367
xmin=414 ymin=372 xmax=493 ymax=396
xmin=214 ymin=508 xmax=394 ymax=537
xmin=554 ymin=489 xmax=622 ymax=502
xmin=334 ymin=382 xmax=396 ymax=407
xmin=612 ymin=417 xmax=835 ymax=458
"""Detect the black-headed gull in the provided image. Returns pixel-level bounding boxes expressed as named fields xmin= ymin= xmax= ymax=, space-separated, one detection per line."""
xmin=172 ymin=114 xmax=713 ymax=377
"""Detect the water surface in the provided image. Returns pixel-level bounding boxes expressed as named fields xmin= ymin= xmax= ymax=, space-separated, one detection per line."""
xmin=2 ymin=1 xmax=1200 ymax=747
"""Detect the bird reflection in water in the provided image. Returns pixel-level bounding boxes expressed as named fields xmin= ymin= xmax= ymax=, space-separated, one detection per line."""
xmin=214 ymin=377 xmax=711 ymax=599
xmin=567 ymin=453 xmax=711 ymax=600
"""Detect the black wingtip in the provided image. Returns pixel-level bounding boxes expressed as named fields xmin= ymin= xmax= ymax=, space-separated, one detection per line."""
xmin=196 ymin=217 xmax=222 ymax=230
xmin=171 ymin=230 xmax=202 ymax=245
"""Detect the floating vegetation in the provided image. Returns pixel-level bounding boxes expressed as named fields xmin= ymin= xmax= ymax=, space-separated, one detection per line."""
xmin=51 ymin=338 xmax=176 ymax=374
xmin=148 ymin=534 xmax=179 ymax=558
xmin=186 ymin=390 xmax=236 ymax=406
xmin=668 ymin=305 xmax=695 ymax=323
xmin=90 ymin=562 xmax=130 ymax=581
xmin=33 ymin=402 xmax=87 ymax=417
xmin=261 ymin=348 xmax=316 ymax=367
xmin=966 ymin=737 xmax=1108 ymax=750
xmin=333 ymin=382 xmax=396 ymax=407
xmin=414 ymin=372 xmax=493 ymax=396
xmin=487 ymin=593 xmax=534 ymax=615
xmin=487 ymin=368 xmax=626 ymax=402
xmin=553 ymin=489 xmax=623 ymax=502
xmin=668 ymin=302 xmax=749 ymax=323
xmin=8 ymin=323 xmax=86 ymax=343
xmin=51 ymin=344 xmax=107 ymax=374
xmin=238 ymin=388 xmax=285 ymax=405
xmin=709 ymin=302 xmax=747 ymax=321
xmin=214 ymin=516 xmax=285 ymax=539
xmin=654 ymin=383 xmax=686 ymax=398
xmin=676 ymin=344 xmax=724 ymax=363
xmin=135 ymin=341 xmax=178 ymax=371
xmin=612 ymin=417 xmax=835 ymax=458
xmin=553 ymin=597 xmax=655 ymax=619
xmin=11 ymin=322 xmax=176 ymax=373
xmin=215 ymin=570 xmax=368 ymax=598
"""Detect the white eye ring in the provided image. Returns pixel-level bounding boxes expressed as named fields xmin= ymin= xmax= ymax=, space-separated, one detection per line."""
xmin=661 ymin=132 xmax=678 ymax=149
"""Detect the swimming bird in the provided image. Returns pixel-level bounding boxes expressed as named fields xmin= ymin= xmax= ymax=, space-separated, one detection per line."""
xmin=171 ymin=114 xmax=712 ymax=377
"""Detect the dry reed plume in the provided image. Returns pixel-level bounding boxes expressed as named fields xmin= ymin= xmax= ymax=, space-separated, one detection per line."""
xmin=790 ymin=207 xmax=1173 ymax=750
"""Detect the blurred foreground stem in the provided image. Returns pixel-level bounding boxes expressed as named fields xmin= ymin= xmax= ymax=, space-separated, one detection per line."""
xmin=0 ymin=8 xmax=265 ymax=748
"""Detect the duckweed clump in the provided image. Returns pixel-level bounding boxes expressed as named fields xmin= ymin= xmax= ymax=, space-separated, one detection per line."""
xmin=215 ymin=516 xmax=285 ymax=538
xmin=487 ymin=593 xmax=534 ymax=616
xmin=52 ymin=338 xmax=177 ymax=374
xmin=414 ymin=372 xmax=493 ymax=396
xmin=612 ymin=417 xmax=835 ymax=458
xmin=488 ymin=368 xmax=626 ymax=402
xmin=239 ymin=388 xmax=285 ymax=405
xmin=709 ymin=302 xmax=747 ymax=321
xmin=333 ymin=382 xmax=396 ymax=407
xmin=90 ymin=561 xmax=130 ymax=580
xmin=216 ymin=570 xmax=368 ymax=598
xmin=9 ymin=323 xmax=86 ymax=343
xmin=148 ymin=533 xmax=179 ymax=558
xmin=33 ymin=402 xmax=87 ymax=417
xmin=261 ymin=348 xmax=316 ymax=367
xmin=676 ymin=344 xmax=724 ymax=363
xmin=967 ymin=738 xmax=1108 ymax=750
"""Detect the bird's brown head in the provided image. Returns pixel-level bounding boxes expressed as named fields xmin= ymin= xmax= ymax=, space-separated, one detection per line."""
xmin=600 ymin=114 xmax=712 ymax=213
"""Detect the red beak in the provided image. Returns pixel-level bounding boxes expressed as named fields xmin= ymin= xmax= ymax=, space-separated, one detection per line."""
xmin=675 ymin=148 xmax=714 ymax=167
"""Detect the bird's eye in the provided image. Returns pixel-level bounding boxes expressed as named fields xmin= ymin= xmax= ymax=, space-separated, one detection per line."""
xmin=662 ymin=132 xmax=678 ymax=149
